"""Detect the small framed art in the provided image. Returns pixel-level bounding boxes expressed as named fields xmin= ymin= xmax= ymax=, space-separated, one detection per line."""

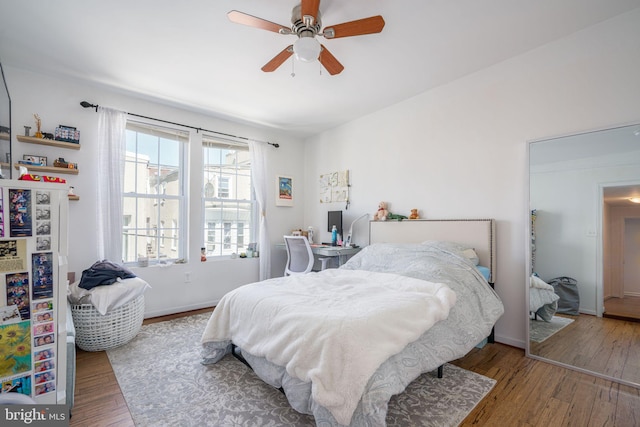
xmin=276 ymin=175 xmax=293 ymax=207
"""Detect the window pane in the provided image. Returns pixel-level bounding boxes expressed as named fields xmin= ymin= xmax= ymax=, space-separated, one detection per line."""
xmin=124 ymin=122 xmax=187 ymax=264
xmin=150 ymin=166 xmax=181 ymax=196
xmin=202 ymin=138 xmax=254 ymax=258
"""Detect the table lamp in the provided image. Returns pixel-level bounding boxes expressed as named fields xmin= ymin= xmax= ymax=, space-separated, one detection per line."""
xmin=345 ymin=213 xmax=369 ymax=247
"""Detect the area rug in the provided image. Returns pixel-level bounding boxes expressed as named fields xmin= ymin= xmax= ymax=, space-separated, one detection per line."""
xmin=107 ymin=312 xmax=496 ymax=427
xmin=529 ymin=315 xmax=575 ymax=343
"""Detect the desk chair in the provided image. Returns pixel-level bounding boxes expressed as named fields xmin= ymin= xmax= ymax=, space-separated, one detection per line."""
xmin=283 ymin=235 xmax=329 ymax=275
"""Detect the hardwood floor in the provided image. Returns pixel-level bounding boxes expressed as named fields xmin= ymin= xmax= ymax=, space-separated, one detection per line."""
xmin=70 ymin=309 xmax=640 ymax=427
xmin=530 ymin=313 xmax=640 ymax=384
xmin=604 ymin=296 xmax=640 ymax=321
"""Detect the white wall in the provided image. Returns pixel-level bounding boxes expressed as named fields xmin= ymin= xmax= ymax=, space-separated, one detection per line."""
xmin=302 ymin=9 xmax=640 ymax=348
xmin=4 ymin=67 xmax=306 ymax=317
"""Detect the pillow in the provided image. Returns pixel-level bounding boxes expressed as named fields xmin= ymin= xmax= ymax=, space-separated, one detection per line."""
xmin=68 ymin=277 xmax=150 ymax=315
xmin=476 ymin=266 xmax=490 ymax=281
xmin=462 ymin=248 xmax=480 ymax=265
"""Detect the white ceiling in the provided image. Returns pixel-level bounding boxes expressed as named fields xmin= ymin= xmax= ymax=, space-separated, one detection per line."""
xmin=1 ymin=0 xmax=640 ymax=138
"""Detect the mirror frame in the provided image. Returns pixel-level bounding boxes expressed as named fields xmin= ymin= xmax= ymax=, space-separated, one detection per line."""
xmin=0 ymin=60 xmax=11 ymax=179
xmin=525 ymin=121 xmax=640 ymax=389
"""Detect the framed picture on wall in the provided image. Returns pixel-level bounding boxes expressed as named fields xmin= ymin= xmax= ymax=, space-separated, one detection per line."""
xmin=276 ymin=175 xmax=293 ymax=207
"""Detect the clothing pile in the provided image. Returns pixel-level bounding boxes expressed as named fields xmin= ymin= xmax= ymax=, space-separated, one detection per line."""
xmin=67 ymin=260 xmax=150 ymax=315
xmin=77 ymin=260 xmax=136 ymax=290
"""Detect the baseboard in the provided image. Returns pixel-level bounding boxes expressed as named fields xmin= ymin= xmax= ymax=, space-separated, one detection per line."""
xmin=144 ymin=300 xmax=219 ymax=319
xmin=494 ymin=334 xmax=525 ymax=349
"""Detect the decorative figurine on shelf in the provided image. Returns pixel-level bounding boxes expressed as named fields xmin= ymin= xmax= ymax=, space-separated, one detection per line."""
xmin=68 ymin=186 xmax=75 ymax=196
xmin=53 ymin=157 xmax=78 ymax=169
xmin=201 ymin=247 xmax=207 ymax=262
xmin=409 ymin=209 xmax=420 ymax=220
xmin=373 ymin=201 xmax=389 ymax=221
xmin=33 ymin=114 xmax=43 ymax=138
xmin=24 ymin=126 xmax=31 ymax=137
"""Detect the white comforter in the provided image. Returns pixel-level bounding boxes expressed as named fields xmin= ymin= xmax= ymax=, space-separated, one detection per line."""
xmin=201 ymin=269 xmax=456 ymax=425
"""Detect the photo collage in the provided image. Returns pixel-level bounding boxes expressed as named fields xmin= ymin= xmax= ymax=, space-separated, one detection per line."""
xmin=0 ymin=188 xmax=57 ymax=398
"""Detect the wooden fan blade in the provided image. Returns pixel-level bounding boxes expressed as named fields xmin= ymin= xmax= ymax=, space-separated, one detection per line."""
xmin=261 ymin=46 xmax=294 ymax=72
xmin=301 ymin=0 xmax=321 ymax=22
xmin=319 ymin=45 xmax=344 ymax=75
xmin=228 ymin=10 xmax=289 ymax=34
xmin=323 ymin=15 xmax=385 ymax=39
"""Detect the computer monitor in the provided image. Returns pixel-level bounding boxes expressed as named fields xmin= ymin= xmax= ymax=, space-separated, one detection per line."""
xmin=327 ymin=210 xmax=343 ymax=236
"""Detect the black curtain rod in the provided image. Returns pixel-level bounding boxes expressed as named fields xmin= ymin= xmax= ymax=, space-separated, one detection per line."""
xmin=79 ymin=101 xmax=279 ymax=148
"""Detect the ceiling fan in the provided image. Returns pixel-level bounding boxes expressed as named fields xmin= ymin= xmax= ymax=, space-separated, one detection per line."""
xmin=228 ymin=0 xmax=385 ymax=75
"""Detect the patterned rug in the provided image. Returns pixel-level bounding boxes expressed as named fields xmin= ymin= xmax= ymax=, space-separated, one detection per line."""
xmin=107 ymin=312 xmax=496 ymax=427
xmin=529 ymin=315 xmax=575 ymax=343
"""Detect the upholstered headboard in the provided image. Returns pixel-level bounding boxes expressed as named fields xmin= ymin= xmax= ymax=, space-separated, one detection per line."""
xmin=369 ymin=219 xmax=497 ymax=283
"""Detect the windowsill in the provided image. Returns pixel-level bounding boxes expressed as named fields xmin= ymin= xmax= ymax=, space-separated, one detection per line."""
xmin=127 ymin=256 xmax=258 ymax=268
xmin=201 ymin=255 xmax=260 ymax=262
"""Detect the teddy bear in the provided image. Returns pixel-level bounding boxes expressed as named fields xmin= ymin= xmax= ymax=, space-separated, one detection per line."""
xmin=373 ymin=201 xmax=389 ymax=221
xmin=409 ymin=209 xmax=419 ymax=220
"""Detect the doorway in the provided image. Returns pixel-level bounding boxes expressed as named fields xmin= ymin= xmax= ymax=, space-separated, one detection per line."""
xmin=603 ymin=213 xmax=640 ymax=321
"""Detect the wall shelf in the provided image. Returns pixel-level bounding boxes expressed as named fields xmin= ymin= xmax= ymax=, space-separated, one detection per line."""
xmin=68 ymin=195 xmax=79 ymax=201
xmin=14 ymin=164 xmax=79 ymax=175
xmin=17 ymin=134 xmax=81 ymax=150
xmin=0 ymin=132 xmax=9 ymax=141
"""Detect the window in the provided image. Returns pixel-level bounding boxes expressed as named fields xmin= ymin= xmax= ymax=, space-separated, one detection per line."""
xmin=202 ymin=137 xmax=254 ymax=257
xmin=123 ymin=122 xmax=187 ymax=264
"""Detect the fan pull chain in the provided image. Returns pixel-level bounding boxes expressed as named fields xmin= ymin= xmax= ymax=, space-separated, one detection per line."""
xmin=291 ymin=59 xmax=296 ymax=78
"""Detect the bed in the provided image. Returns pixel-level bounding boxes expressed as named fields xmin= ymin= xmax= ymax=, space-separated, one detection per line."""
xmin=201 ymin=219 xmax=504 ymax=426
xmin=529 ymin=274 xmax=559 ymax=322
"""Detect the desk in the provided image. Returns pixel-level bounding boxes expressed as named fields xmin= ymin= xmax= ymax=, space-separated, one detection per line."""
xmin=276 ymin=244 xmax=362 ymax=268
xmin=311 ymin=245 xmax=362 ymax=267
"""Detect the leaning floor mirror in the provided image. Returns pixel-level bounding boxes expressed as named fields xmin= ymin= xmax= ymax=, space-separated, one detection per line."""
xmin=527 ymin=121 xmax=640 ymax=387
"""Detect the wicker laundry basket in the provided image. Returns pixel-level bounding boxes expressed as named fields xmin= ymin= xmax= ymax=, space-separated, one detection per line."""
xmin=70 ymin=294 xmax=145 ymax=352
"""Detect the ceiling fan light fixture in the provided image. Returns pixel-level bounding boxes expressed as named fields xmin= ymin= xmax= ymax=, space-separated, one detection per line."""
xmin=629 ymin=197 xmax=640 ymax=204
xmin=293 ymin=37 xmax=321 ymax=62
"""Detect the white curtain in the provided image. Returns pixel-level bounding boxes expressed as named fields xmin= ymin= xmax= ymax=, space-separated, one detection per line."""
xmin=96 ymin=107 xmax=127 ymax=263
xmin=249 ymin=140 xmax=271 ymax=280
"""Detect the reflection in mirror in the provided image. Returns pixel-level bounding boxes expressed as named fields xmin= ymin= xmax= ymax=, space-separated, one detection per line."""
xmin=528 ymin=122 xmax=640 ymax=387
xmin=0 ymin=60 xmax=11 ymax=178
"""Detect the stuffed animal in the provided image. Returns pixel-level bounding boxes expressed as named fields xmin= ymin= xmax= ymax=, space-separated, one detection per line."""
xmin=409 ymin=209 xmax=420 ymax=220
xmin=387 ymin=212 xmax=408 ymax=220
xmin=373 ymin=201 xmax=389 ymax=221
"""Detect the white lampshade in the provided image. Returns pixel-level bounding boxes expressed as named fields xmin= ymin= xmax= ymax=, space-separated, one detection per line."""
xmin=293 ymin=37 xmax=321 ymax=62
